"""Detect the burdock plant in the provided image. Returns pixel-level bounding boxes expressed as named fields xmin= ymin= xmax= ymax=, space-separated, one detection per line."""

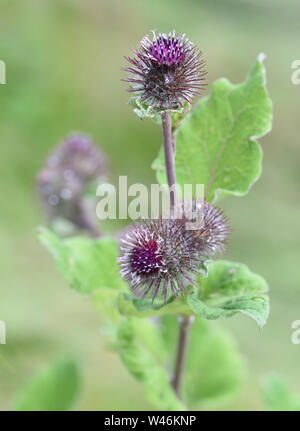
xmin=39 ymin=31 xmax=273 ymax=410
xmin=122 ymin=31 xmax=225 ymax=396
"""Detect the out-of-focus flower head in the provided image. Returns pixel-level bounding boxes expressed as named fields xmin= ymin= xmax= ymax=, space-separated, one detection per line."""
xmin=37 ymin=133 xmax=108 ymax=235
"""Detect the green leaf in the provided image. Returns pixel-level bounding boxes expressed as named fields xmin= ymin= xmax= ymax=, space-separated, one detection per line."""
xmin=188 ymin=260 xmax=269 ymax=329
xmin=14 ymin=357 xmax=80 ymax=411
xmin=117 ymin=315 xmax=244 ymax=410
xmin=263 ymin=374 xmax=300 ymax=411
xmin=117 ymin=317 xmax=186 ymax=411
xmin=161 ymin=316 xmax=245 ymax=408
xmin=185 ymin=318 xmax=245 ymax=407
xmin=39 ymin=227 xmax=127 ymax=295
xmin=152 ymin=54 xmax=273 ymax=202
xmin=92 ymin=288 xmax=122 ymax=324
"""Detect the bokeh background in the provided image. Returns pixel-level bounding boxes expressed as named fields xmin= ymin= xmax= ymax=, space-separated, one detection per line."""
xmin=1 ymin=0 xmax=300 ymax=410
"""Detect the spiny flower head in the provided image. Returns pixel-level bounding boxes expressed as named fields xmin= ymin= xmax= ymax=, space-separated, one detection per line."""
xmin=177 ymin=200 xmax=230 ymax=258
xmin=37 ymin=133 xmax=108 ymax=229
xmin=124 ymin=30 xmax=206 ymax=110
xmin=118 ymin=201 xmax=229 ymax=303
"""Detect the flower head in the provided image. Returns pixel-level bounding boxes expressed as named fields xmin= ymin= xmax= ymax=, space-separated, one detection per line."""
xmin=37 ymin=133 xmax=108 ymax=232
xmin=124 ymin=30 xmax=206 ymax=110
xmin=178 ymin=200 xmax=230 ymax=258
xmin=118 ymin=201 xmax=229 ymax=302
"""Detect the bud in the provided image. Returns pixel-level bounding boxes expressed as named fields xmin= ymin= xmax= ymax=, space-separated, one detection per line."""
xmin=118 ymin=201 xmax=229 ymax=302
xmin=123 ymin=30 xmax=207 ymax=110
xmin=37 ymin=133 xmax=108 ymax=236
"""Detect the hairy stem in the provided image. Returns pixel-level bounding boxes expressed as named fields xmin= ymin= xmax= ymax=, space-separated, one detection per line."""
xmin=172 ymin=130 xmax=177 ymax=153
xmin=172 ymin=315 xmax=193 ymax=398
xmin=161 ymin=111 xmax=177 ymax=208
xmin=161 ymin=111 xmax=192 ymax=399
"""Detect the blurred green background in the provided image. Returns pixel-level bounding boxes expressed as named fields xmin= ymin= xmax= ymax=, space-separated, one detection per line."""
xmin=1 ymin=0 xmax=300 ymax=410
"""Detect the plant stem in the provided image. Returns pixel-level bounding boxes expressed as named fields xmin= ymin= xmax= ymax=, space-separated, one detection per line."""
xmin=161 ymin=111 xmax=177 ymax=208
xmin=79 ymin=201 xmax=101 ymax=238
xmin=161 ymin=111 xmax=192 ymax=399
xmin=172 ymin=315 xmax=193 ymax=398
xmin=172 ymin=130 xmax=177 ymax=153
xmin=85 ymin=221 xmax=101 ymax=238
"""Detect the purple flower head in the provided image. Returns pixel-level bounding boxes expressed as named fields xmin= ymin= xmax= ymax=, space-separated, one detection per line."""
xmin=148 ymin=33 xmax=185 ymax=66
xmin=37 ymin=133 xmax=108 ymax=232
xmin=124 ymin=30 xmax=207 ymax=109
xmin=118 ymin=201 xmax=229 ymax=303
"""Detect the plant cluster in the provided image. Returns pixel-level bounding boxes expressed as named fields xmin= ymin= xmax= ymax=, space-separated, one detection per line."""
xmin=37 ymin=31 xmax=272 ymax=410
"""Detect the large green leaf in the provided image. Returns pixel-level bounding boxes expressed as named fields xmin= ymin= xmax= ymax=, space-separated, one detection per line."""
xmin=152 ymin=54 xmax=272 ymax=202
xmin=14 ymin=357 xmax=80 ymax=411
xmin=263 ymin=374 xmax=300 ymax=411
xmin=39 ymin=228 xmax=127 ymax=295
xmin=117 ymin=317 xmax=186 ymax=411
xmin=161 ymin=316 xmax=245 ymax=408
xmin=188 ymin=260 xmax=269 ymax=329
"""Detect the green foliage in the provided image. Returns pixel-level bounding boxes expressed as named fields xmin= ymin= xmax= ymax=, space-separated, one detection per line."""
xmin=188 ymin=260 xmax=269 ymax=329
xmin=40 ymin=228 xmax=269 ymax=329
xmin=263 ymin=374 xmax=300 ymax=411
xmin=152 ymin=54 xmax=272 ymax=202
xmin=116 ymin=316 xmax=244 ymax=410
xmin=118 ymin=292 xmax=191 ymax=318
xmin=159 ymin=316 xmax=245 ymax=408
xmin=117 ymin=317 xmax=186 ymax=411
xmin=183 ymin=318 xmax=245 ymax=407
xmin=14 ymin=357 xmax=80 ymax=411
xmin=39 ymin=228 xmax=128 ymax=321
xmin=92 ymin=288 xmax=122 ymax=324
xmin=118 ymin=261 xmax=269 ymax=329
xmin=39 ymin=228 xmax=127 ymax=294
